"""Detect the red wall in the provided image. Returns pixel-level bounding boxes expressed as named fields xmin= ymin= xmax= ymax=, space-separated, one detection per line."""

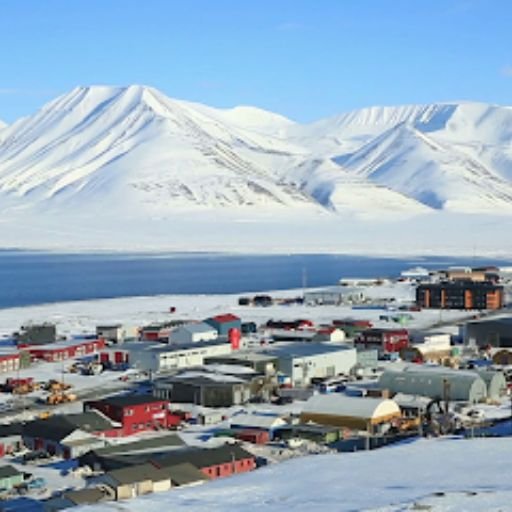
xmin=201 ymin=457 xmax=256 ymax=479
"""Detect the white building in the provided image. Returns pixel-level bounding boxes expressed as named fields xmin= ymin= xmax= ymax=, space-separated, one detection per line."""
xmin=170 ymin=322 xmax=218 ymax=345
xmin=266 ymin=343 xmax=357 ymax=386
xmin=119 ymin=341 xmax=232 ymax=373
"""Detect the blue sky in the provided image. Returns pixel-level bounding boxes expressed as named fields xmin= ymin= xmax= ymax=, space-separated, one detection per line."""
xmin=0 ymin=0 xmax=511 ymax=123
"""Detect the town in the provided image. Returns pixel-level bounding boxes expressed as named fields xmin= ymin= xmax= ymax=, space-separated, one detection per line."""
xmin=0 ymin=264 xmax=511 ymax=511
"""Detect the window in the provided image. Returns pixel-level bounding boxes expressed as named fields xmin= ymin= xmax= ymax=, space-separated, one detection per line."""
xmin=124 ymin=409 xmax=134 ymax=416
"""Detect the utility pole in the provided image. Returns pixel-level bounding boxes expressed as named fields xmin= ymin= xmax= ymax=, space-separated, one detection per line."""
xmin=302 ymin=267 xmax=308 ymax=299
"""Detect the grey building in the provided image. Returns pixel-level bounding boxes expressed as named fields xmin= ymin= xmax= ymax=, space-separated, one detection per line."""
xmin=476 ymin=370 xmax=507 ymax=400
xmin=463 ymin=317 xmax=512 ymax=348
xmin=265 ymin=343 xmax=357 ymax=386
xmin=378 ymin=366 xmax=488 ymax=403
xmin=204 ymin=352 xmax=278 ymax=375
xmin=304 ymin=286 xmax=365 ymax=306
xmin=15 ymin=323 xmax=56 ymax=346
xmin=154 ymin=372 xmax=251 ymax=407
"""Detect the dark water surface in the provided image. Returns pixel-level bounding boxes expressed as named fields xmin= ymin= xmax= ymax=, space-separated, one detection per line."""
xmin=0 ymin=251 xmax=510 ymax=308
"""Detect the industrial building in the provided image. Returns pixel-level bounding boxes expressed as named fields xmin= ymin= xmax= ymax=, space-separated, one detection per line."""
xmin=463 ymin=316 xmax=512 ymax=348
xmin=204 ymin=352 xmax=278 ymax=375
xmin=416 ymin=281 xmax=504 ymax=310
xmin=303 ymin=286 xmax=365 ymax=306
xmin=300 ymin=395 xmax=401 ymax=431
xmin=96 ymin=324 xmax=138 ymax=344
xmin=265 ymin=343 xmax=357 ymax=386
xmin=170 ymin=322 xmax=218 ymax=345
xmin=355 ymin=328 xmax=409 ymax=357
xmin=104 ymin=340 xmax=232 ymax=373
xmin=378 ymin=366 xmax=488 ymax=403
xmin=153 ymin=372 xmax=252 ymax=407
xmin=204 ymin=314 xmax=241 ymax=336
xmin=476 ymin=370 xmax=507 ymax=400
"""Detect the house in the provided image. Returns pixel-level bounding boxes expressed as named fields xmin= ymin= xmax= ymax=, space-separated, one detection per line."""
xmin=355 ymin=328 xmax=409 ymax=357
xmin=153 ymin=372 xmax=251 ymax=407
xmin=152 ymin=444 xmax=256 ymax=480
xmin=43 ymin=488 xmax=110 ymax=511
xmin=22 ymin=412 xmax=114 ymax=458
xmin=28 ymin=338 xmax=106 ymax=362
xmin=170 ymin=322 xmax=218 ymax=345
xmin=0 ymin=424 xmax=24 ymax=457
xmin=0 ymin=353 xmax=21 ymax=374
xmin=265 ymin=343 xmax=357 ymax=386
xmin=0 ymin=465 xmax=24 ymax=491
xmin=106 ymin=340 xmax=232 ymax=373
xmin=84 ymin=395 xmax=180 ymax=435
xmin=378 ymin=366 xmax=488 ymax=403
xmin=204 ymin=314 xmax=241 ymax=336
xmin=416 ymin=281 xmax=504 ymax=310
xmin=234 ymin=429 xmax=270 ymax=445
xmin=300 ymin=394 xmax=401 ymax=432
xmin=96 ymin=463 xmax=172 ymax=500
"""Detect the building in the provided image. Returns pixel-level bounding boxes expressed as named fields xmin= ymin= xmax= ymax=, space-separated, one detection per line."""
xmin=378 ymin=367 xmax=488 ymax=403
xmin=416 ymin=281 xmax=504 ymax=310
xmin=230 ymin=413 xmax=287 ymax=439
xmin=355 ymin=329 xmax=409 ymax=357
xmin=22 ymin=412 xmax=114 ymax=458
xmin=0 ymin=352 xmax=22 ymax=374
xmin=273 ymin=424 xmax=341 ymax=444
xmin=104 ymin=340 xmax=232 ymax=373
xmin=304 ymin=286 xmax=365 ymax=306
xmin=96 ymin=324 xmax=138 ymax=344
xmin=204 ymin=352 xmax=278 ymax=375
xmin=0 ymin=424 xmax=24 ymax=457
xmin=332 ymin=319 xmax=373 ymax=338
xmin=163 ymin=463 xmax=208 ymax=487
xmin=28 ymin=338 xmax=106 ymax=362
xmin=0 ymin=465 xmax=24 ymax=491
xmin=170 ymin=322 xmax=218 ymax=345
xmin=266 ymin=343 xmax=357 ymax=386
xmin=14 ymin=323 xmax=56 ymax=346
xmin=476 ymin=370 xmax=507 ymax=400
xmin=300 ymin=395 xmax=401 ymax=432
xmin=463 ymin=316 xmax=512 ymax=348
xmin=84 ymin=395 xmax=179 ymax=436
xmin=204 ymin=314 xmax=241 ymax=336
xmin=152 ymin=445 xmax=256 ymax=480
xmin=44 ymin=488 xmax=110 ymax=511
xmin=400 ymin=332 xmax=452 ymax=363
xmin=96 ymin=463 xmax=172 ymax=500
xmin=153 ymin=372 xmax=251 ymax=407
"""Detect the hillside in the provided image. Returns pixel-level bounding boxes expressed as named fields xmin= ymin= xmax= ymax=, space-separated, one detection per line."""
xmin=77 ymin=437 xmax=512 ymax=512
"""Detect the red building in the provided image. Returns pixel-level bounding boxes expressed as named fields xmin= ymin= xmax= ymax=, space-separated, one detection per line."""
xmin=356 ymin=328 xmax=409 ymax=356
xmin=84 ymin=395 xmax=181 ymax=436
xmin=0 ymin=353 xmax=21 ymax=373
xmin=153 ymin=444 xmax=256 ymax=480
xmin=27 ymin=339 xmax=106 ymax=362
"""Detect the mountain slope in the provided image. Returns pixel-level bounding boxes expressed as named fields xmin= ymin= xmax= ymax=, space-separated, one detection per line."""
xmin=336 ymin=123 xmax=512 ymax=212
xmin=0 ymin=85 xmax=314 ymax=212
xmin=0 ymin=119 xmax=6 ymax=131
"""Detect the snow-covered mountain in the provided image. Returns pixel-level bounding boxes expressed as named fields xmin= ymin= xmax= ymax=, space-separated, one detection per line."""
xmin=1 ymin=86 xmax=512 ymax=251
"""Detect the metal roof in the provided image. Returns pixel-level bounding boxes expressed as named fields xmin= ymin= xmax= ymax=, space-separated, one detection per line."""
xmin=0 ymin=465 xmax=22 ymax=479
xmin=266 ymin=342 xmax=354 ymax=359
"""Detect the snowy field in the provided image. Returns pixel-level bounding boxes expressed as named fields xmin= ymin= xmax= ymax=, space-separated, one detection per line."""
xmin=0 ymin=282 xmax=473 ymax=339
xmin=77 ymin=437 xmax=512 ymax=512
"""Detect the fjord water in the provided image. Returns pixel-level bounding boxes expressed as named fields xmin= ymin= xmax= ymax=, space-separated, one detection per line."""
xmin=0 ymin=251 xmax=510 ymax=308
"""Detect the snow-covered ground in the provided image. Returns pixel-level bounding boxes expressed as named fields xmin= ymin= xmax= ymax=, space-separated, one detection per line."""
xmin=76 ymin=437 xmax=512 ymax=511
xmin=0 ymin=283 xmax=472 ymax=338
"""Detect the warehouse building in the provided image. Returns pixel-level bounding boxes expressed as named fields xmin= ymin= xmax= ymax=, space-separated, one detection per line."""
xmin=300 ymin=395 xmax=401 ymax=432
xmin=304 ymin=286 xmax=365 ymax=306
xmin=153 ymin=372 xmax=252 ymax=407
xmin=107 ymin=340 xmax=232 ymax=373
xmin=204 ymin=314 xmax=241 ymax=336
xmin=416 ymin=281 xmax=504 ymax=310
xmin=378 ymin=366 xmax=488 ymax=403
xmin=463 ymin=316 xmax=512 ymax=348
xmin=476 ymin=370 xmax=507 ymax=400
xmin=204 ymin=352 xmax=278 ymax=375
xmin=170 ymin=322 xmax=218 ymax=345
xmin=265 ymin=343 xmax=357 ymax=386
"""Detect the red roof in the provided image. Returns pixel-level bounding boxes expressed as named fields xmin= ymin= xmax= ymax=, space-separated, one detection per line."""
xmin=211 ymin=314 xmax=240 ymax=324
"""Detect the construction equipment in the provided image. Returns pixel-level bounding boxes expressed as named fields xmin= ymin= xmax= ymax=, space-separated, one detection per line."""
xmin=45 ymin=380 xmax=72 ymax=392
xmin=46 ymin=392 xmax=77 ymax=405
xmin=3 ymin=378 xmax=38 ymax=394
